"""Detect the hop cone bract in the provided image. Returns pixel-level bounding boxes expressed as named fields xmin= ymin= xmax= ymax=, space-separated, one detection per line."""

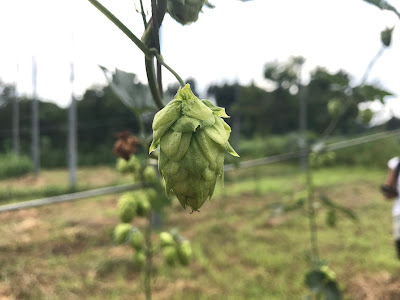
xmin=150 ymin=84 xmax=238 ymax=211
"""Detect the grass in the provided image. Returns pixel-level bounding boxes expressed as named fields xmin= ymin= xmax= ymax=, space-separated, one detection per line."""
xmin=0 ymin=166 xmax=132 ymax=203
xmin=0 ymin=164 xmax=398 ymax=299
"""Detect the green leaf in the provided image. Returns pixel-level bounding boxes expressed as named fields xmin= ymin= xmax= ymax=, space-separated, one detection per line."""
xmin=381 ymin=27 xmax=394 ymax=47
xmin=363 ymin=0 xmax=400 ymax=18
xmin=355 ymin=84 xmax=393 ymax=103
xmin=99 ymin=66 xmax=156 ymax=113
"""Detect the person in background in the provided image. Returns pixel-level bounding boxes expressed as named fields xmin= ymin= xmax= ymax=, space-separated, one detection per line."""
xmin=382 ymin=156 xmax=400 ymax=259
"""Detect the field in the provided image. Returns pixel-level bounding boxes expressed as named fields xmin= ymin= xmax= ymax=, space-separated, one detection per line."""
xmin=0 ymin=164 xmax=399 ymax=299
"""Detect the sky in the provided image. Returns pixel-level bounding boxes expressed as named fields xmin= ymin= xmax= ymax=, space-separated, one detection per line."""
xmin=0 ymin=0 xmax=399 ymax=122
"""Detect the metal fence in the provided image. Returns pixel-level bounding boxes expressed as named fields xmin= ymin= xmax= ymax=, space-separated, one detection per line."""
xmin=1 ymin=128 xmax=400 ymax=213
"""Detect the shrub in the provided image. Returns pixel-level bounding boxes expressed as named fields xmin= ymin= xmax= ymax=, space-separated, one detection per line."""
xmin=0 ymin=153 xmax=33 ymax=179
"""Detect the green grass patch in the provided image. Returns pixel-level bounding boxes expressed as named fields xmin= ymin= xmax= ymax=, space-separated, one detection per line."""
xmin=0 ymin=164 xmax=398 ymax=299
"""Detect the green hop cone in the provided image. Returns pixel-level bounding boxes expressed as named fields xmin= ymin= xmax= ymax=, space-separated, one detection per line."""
xmin=133 ymin=251 xmax=146 ymax=268
xmin=136 ymin=193 xmax=151 ymax=217
xmin=146 ymin=188 xmax=157 ymax=202
xmin=118 ymin=193 xmax=137 ymax=223
xmin=116 ymin=158 xmax=129 ymax=173
xmin=130 ymin=230 xmax=145 ymax=251
xmin=143 ymin=166 xmax=158 ymax=182
xmin=149 ymin=84 xmax=239 ymax=211
xmin=160 ymin=231 xmax=175 ymax=247
xmin=127 ymin=155 xmax=141 ymax=173
xmin=359 ymin=108 xmax=373 ymax=124
xmin=327 ymin=99 xmax=342 ymax=117
xmin=177 ymin=240 xmax=192 ymax=266
xmin=114 ymin=223 xmax=132 ymax=244
xmin=163 ymin=246 xmax=178 ymax=266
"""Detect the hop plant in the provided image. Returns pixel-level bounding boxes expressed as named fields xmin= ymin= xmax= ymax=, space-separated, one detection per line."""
xmin=149 ymin=84 xmax=239 ymax=211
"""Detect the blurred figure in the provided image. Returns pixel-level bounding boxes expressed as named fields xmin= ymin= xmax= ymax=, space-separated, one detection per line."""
xmin=113 ymin=131 xmax=140 ymax=160
xmin=382 ymin=157 xmax=400 ymax=259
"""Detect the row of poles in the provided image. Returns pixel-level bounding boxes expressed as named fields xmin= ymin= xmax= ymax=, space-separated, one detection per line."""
xmin=11 ymin=57 xmax=77 ymax=187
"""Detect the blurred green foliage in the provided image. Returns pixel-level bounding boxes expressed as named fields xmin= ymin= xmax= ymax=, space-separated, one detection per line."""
xmin=0 ymin=153 xmax=33 ymax=179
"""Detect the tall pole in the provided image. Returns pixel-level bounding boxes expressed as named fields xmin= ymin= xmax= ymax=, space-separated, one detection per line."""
xmin=68 ymin=45 xmax=77 ymax=187
xmin=32 ymin=57 xmax=40 ymax=175
xmin=232 ymin=82 xmax=241 ymax=151
xmin=299 ymin=85 xmax=307 ymax=171
xmin=12 ymin=64 xmax=20 ymax=155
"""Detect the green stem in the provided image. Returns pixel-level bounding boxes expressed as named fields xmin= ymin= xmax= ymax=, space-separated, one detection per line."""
xmin=88 ymin=0 xmax=153 ymax=59
xmin=144 ymin=212 xmax=153 ymax=300
xmin=151 ymin=0 xmax=163 ymax=94
xmin=151 ymin=49 xmax=185 ymax=87
xmin=360 ymin=45 xmax=385 ymax=85
xmin=139 ymin=0 xmax=148 ymax=28
xmin=145 ymin=58 xmax=165 ymax=109
xmin=305 ymin=152 xmax=319 ymax=263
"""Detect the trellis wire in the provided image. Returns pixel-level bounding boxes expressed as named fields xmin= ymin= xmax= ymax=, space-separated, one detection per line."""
xmin=1 ymin=128 xmax=400 ymax=213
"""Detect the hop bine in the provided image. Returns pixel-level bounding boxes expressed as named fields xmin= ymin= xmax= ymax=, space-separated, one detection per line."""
xmin=149 ymin=84 xmax=239 ymax=212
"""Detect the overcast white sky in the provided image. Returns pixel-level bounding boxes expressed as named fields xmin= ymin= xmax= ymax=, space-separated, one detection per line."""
xmin=0 ymin=0 xmax=399 ymax=117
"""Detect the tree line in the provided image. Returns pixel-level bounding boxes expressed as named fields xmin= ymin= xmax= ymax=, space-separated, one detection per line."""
xmin=0 ymin=57 xmax=394 ymax=167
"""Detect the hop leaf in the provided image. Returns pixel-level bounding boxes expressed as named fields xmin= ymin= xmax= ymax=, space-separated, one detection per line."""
xmin=114 ymin=223 xmax=132 ymax=244
xmin=381 ymin=27 xmax=394 ymax=47
xmin=150 ymin=84 xmax=239 ymax=211
xmin=167 ymin=0 xmax=211 ymax=25
xmin=118 ymin=193 xmax=137 ymax=223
